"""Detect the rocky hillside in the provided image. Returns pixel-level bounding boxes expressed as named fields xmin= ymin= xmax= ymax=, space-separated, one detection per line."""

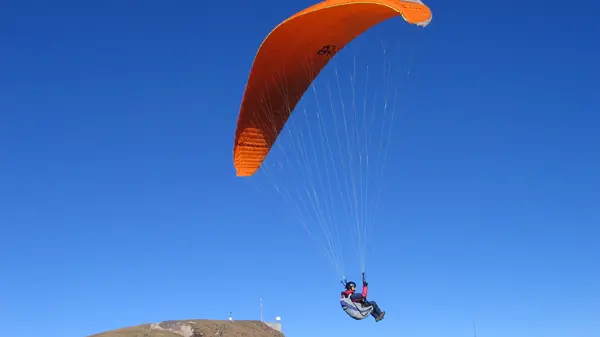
xmin=88 ymin=319 xmax=285 ymax=337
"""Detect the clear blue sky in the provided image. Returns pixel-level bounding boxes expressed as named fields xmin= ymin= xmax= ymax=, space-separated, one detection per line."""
xmin=1 ymin=0 xmax=599 ymax=337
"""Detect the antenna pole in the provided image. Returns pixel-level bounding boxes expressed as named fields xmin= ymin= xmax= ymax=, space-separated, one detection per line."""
xmin=472 ymin=320 xmax=477 ymax=337
xmin=260 ymin=297 xmax=263 ymax=322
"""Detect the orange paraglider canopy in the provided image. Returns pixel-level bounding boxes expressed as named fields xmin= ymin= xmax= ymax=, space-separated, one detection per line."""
xmin=233 ymin=0 xmax=432 ymax=177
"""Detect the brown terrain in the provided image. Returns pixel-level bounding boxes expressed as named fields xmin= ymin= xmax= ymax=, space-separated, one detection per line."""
xmin=87 ymin=319 xmax=285 ymax=337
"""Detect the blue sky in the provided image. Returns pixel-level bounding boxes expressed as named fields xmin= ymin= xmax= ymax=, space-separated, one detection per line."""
xmin=1 ymin=0 xmax=599 ymax=337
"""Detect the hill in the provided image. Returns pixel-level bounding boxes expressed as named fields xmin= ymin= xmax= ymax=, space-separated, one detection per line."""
xmin=88 ymin=319 xmax=285 ymax=337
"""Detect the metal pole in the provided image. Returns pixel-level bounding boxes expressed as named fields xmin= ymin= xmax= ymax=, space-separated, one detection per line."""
xmin=260 ymin=298 xmax=263 ymax=322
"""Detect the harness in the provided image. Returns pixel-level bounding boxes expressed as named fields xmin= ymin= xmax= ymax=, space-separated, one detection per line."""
xmin=340 ymin=290 xmax=373 ymax=319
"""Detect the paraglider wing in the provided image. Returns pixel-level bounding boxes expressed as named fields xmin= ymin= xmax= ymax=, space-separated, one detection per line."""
xmin=233 ymin=0 xmax=432 ymax=177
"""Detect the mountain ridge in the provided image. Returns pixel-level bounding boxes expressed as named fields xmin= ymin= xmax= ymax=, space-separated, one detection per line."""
xmin=88 ymin=319 xmax=285 ymax=337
